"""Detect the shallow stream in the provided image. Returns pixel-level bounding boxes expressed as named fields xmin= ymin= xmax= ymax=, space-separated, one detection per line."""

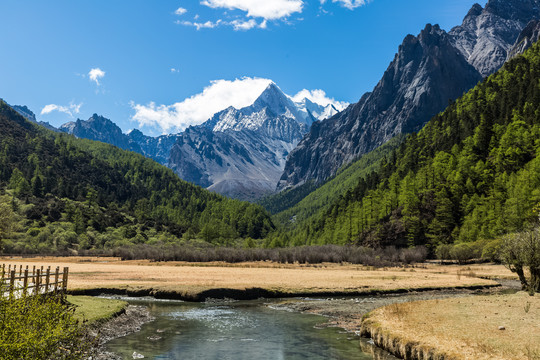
xmin=104 ymin=298 xmax=395 ymax=360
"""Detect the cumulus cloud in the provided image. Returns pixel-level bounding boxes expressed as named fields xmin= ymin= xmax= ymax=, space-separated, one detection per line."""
xmin=41 ymin=103 xmax=82 ymax=117
xmin=201 ymin=0 xmax=303 ymax=20
xmin=291 ymin=89 xmax=348 ymax=110
xmin=175 ymin=7 xmax=187 ymax=15
xmin=88 ymin=68 xmax=105 ymax=85
xmin=331 ymin=0 xmax=369 ymax=10
xmin=131 ymin=77 xmax=273 ymax=133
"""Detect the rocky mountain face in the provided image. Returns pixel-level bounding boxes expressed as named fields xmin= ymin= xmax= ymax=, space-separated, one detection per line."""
xmin=59 ymin=114 xmax=177 ymax=166
xmin=507 ymin=20 xmax=540 ymax=59
xmin=169 ymin=84 xmax=319 ymax=200
xmin=449 ymin=0 xmax=540 ymax=76
xmin=60 ymin=114 xmax=132 ymax=150
xmin=278 ymin=0 xmax=540 ymax=190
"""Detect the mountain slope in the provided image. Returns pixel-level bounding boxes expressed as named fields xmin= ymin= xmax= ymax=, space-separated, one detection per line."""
xmin=279 ymin=0 xmax=539 ymax=190
xmin=279 ymin=24 xmax=482 ymax=189
xmin=278 ymin=39 xmax=540 ymax=248
xmin=263 ymin=136 xmax=404 ymax=240
xmin=0 ymin=102 xmax=273 ymax=253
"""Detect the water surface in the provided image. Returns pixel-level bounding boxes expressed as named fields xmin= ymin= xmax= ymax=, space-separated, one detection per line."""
xmin=105 ymin=298 xmax=393 ymax=360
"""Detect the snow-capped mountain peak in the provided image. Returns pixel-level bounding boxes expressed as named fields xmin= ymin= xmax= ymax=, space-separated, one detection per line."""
xmin=203 ymin=81 xmax=344 ymax=133
xmin=293 ymin=97 xmax=342 ymax=121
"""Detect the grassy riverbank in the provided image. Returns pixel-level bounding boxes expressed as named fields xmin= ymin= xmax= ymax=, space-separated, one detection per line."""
xmin=1 ymin=257 xmax=505 ymax=300
xmin=361 ymin=292 xmax=540 ymax=360
xmin=68 ymin=296 xmax=127 ymax=325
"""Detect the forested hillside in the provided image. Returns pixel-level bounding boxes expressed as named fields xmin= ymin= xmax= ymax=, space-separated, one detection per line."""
xmin=0 ymin=103 xmax=273 ymax=253
xmin=274 ymin=40 xmax=540 ymax=250
xmin=261 ymin=137 xmax=403 ymax=247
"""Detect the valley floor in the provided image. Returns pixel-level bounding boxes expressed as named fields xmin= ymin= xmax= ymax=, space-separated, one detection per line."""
xmin=4 ymin=257 xmax=531 ymax=359
xmin=0 ymin=257 xmax=505 ymax=300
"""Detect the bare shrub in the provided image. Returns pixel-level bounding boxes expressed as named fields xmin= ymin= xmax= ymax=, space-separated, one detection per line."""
xmin=111 ymin=244 xmax=431 ymax=267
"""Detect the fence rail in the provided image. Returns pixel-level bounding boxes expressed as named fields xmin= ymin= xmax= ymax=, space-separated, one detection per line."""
xmin=1 ymin=264 xmax=69 ymax=297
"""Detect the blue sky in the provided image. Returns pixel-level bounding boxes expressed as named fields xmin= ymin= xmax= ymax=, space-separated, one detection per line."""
xmin=0 ymin=0 xmax=481 ymax=136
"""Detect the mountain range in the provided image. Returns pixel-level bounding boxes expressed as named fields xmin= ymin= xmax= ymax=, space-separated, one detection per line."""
xmin=278 ymin=0 xmax=540 ymax=190
xmin=10 ymin=0 xmax=540 ymax=203
xmin=55 ymin=83 xmax=343 ymax=200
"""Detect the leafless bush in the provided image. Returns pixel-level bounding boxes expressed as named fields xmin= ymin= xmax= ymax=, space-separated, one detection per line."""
xmin=110 ymin=244 xmax=428 ymax=267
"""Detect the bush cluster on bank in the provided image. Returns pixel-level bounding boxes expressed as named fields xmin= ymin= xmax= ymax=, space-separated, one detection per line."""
xmin=0 ymin=292 xmax=91 ymax=359
xmin=110 ymin=243 xmax=428 ymax=266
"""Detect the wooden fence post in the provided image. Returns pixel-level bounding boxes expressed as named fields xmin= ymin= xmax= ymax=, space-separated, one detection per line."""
xmin=23 ymin=269 xmax=28 ymax=297
xmin=9 ymin=270 xmax=15 ymax=299
xmin=35 ymin=269 xmax=41 ymax=295
xmin=45 ymin=267 xmax=51 ymax=293
xmin=54 ymin=267 xmax=60 ymax=293
xmin=62 ymin=267 xmax=69 ymax=293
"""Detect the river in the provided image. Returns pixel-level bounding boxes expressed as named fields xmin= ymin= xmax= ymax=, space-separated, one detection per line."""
xmin=103 ymin=297 xmax=397 ymax=360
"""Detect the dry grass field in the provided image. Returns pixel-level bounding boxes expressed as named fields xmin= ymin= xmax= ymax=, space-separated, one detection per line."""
xmin=0 ymin=256 xmax=505 ymax=299
xmin=362 ymin=292 xmax=540 ymax=360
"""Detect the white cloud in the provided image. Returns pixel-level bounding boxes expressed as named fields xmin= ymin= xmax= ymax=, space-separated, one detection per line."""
xmin=41 ymin=103 xmax=83 ymax=117
xmin=179 ymin=18 xmax=266 ymax=31
xmin=178 ymin=20 xmax=222 ymax=30
xmin=332 ymin=0 xmax=369 ymax=10
xmin=175 ymin=7 xmax=187 ymax=15
xmin=170 ymin=68 xmax=180 ymax=73
xmin=131 ymin=77 xmax=272 ymax=133
xmin=230 ymin=19 xmax=258 ymax=30
xmin=200 ymin=0 xmax=303 ymax=20
xmin=291 ymin=89 xmax=348 ymax=111
xmin=88 ymin=68 xmax=105 ymax=85
xmin=180 ymin=19 xmax=267 ymax=31
xmin=231 ymin=18 xmax=267 ymax=30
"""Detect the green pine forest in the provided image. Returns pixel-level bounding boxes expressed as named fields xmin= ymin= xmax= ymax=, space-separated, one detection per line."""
xmin=268 ymin=40 xmax=540 ymax=253
xmin=1 ymin=41 xmax=540 ymax=257
xmin=0 ymin=103 xmax=273 ymax=253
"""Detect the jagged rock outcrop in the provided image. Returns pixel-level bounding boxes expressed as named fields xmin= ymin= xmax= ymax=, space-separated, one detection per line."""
xmin=60 ymin=114 xmax=133 ymax=150
xmin=507 ymin=20 xmax=540 ymax=59
xmin=449 ymin=0 xmax=540 ymax=76
xmin=279 ymin=0 xmax=540 ymax=190
xmin=278 ymin=24 xmax=482 ymax=188
xmin=60 ymin=114 xmax=177 ymax=166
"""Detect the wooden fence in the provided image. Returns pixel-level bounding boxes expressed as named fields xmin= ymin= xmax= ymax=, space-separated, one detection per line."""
xmin=1 ymin=264 xmax=69 ymax=297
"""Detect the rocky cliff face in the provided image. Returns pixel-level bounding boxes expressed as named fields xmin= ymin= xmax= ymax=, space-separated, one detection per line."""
xmin=507 ymin=20 xmax=540 ymax=59
xmin=449 ymin=0 xmax=540 ymax=76
xmin=279 ymin=0 xmax=540 ymax=190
